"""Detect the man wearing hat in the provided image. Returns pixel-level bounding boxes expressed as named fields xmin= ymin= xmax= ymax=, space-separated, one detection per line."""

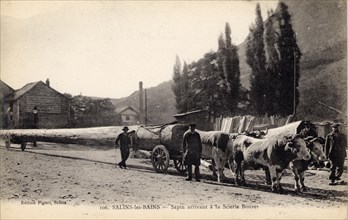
xmin=325 ymin=123 xmax=347 ymax=185
xmin=182 ymin=123 xmax=202 ymax=182
xmin=115 ymin=126 xmax=132 ymax=169
xmin=299 ymin=121 xmax=318 ymax=138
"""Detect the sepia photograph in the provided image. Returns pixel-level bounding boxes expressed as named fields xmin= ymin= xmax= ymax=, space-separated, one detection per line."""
xmin=0 ymin=0 xmax=347 ymax=219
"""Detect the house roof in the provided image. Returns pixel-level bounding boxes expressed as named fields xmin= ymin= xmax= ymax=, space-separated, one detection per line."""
xmin=13 ymin=81 xmax=68 ymax=101
xmin=0 ymin=80 xmax=14 ymax=100
xmin=13 ymin=81 xmax=41 ymax=100
xmin=115 ymin=106 xmax=140 ymax=114
xmin=0 ymin=80 xmax=14 ymax=92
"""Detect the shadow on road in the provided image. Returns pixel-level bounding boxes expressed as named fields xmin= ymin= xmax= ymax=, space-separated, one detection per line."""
xmin=4 ymin=147 xmax=186 ymax=177
xmin=3 ymin=146 xmax=346 ymax=203
xmin=202 ymin=176 xmax=347 ymax=203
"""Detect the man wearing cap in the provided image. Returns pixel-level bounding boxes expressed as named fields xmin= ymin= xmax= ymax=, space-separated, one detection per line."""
xmin=115 ymin=126 xmax=132 ymax=169
xmin=299 ymin=121 xmax=318 ymax=138
xmin=325 ymin=123 xmax=347 ymax=185
xmin=182 ymin=123 xmax=202 ymax=182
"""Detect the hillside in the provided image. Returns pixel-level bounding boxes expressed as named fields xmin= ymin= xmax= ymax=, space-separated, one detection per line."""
xmin=112 ymin=0 xmax=347 ymax=124
xmin=285 ymin=0 xmax=346 ymax=122
xmin=238 ymin=0 xmax=347 ymax=122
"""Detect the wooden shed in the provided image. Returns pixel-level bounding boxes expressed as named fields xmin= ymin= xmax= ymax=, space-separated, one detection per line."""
xmin=0 ymin=80 xmax=15 ymax=128
xmin=173 ymin=109 xmax=213 ymax=131
xmin=3 ymin=80 xmax=70 ymax=129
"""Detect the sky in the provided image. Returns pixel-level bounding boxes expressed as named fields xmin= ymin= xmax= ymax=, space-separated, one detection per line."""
xmin=1 ymin=0 xmax=278 ymax=99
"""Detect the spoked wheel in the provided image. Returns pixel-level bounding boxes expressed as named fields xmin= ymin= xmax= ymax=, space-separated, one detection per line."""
xmin=21 ymin=142 xmax=27 ymax=151
xmin=151 ymin=145 xmax=170 ymax=173
xmin=173 ymin=159 xmax=186 ymax=174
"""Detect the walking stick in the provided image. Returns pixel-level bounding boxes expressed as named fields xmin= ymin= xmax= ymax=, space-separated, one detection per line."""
xmin=115 ymin=146 xmax=118 ymax=168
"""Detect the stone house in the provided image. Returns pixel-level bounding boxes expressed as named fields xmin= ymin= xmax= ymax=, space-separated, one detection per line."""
xmin=1 ymin=80 xmax=70 ymax=129
xmin=0 ymin=80 xmax=15 ymax=128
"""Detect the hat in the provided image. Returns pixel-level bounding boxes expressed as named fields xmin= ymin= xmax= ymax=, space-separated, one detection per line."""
xmin=303 ymin=121 xmax=311 ymax=126
xmin=122 ymin=126 xmax=129 ymax=131
xmin=331 ymin=123 xmax=340 ymax=128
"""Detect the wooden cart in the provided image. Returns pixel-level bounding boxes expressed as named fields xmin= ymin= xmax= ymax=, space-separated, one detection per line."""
xmin=134 ymin=124 xmax=190 ymax=174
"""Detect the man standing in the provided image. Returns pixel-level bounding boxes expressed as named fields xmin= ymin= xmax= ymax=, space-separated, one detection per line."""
xmin=33 ymin=106 xmax=39 ymax=129
xmin=325 ymin=123 xmax=347 ymax=185
xmin=182 ymin=124 xmax=202 ymax=182
xmin=115 ymin=126 xmax=132 ymax=169
xmin=299 ymin=121 xmax=318 ymax=138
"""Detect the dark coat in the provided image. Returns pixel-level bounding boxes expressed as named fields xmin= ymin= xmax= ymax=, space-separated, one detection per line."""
xmin=183 ymin=130 xmax=202 ymax=166
xmin=115 ymin=133 xmax=131 ymax=149
xmin=325 ymin=131 xmax=347 ymax=163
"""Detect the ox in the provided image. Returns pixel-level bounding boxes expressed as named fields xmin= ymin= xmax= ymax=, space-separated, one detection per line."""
xmin=230 ymin=135 xmax=265 ymax=185
xmin=197 ymin=129 xmax=268 ymax=183
xmin=237 ymin=134 xmax=311 ymax=192
xmin=289 ymin=136 xmax=326 ymax=192
xmin=198 ymin=131 xmax=235 ymax=183
xmin=204 ymin=131 xmax=267 ymax=183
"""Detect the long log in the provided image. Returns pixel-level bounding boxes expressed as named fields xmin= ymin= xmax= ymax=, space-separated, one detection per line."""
xmin=264 ymin=121 xmax=304 ymax=138
xmin=135 ymin=126 xmax=162 ymax=151
xmin=0 ymin=126 xmax=139 ymax=146
xmin=1 ymin=122 xmax=306 ymax=152
xmin=0 ymin=124 xmax=190 ymax=152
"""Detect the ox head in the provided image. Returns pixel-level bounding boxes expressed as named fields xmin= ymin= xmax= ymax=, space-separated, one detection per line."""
xmin=258 ymin=128 xmax=268 ymax=138
xmin=227 ymin=134 xmax=239 ymax=152
xmin=285 ymin=134 xmax=311 ymax=160
xmin=304 ymin=136 xmax=326 ymax=162
xmin=243 ymin=128 xmax=268 ymax=139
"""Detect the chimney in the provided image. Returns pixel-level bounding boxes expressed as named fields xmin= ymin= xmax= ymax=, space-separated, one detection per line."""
xmin=139 ymin=81 xmax=144 ymax=124
xmin=46 ymin=78 xmax=50 ymax=87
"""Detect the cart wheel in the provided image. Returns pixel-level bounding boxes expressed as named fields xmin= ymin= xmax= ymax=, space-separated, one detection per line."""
xmin=151 ymin=145 xmax=170 ymax=173
xmin=173 ymin=159 xmax=187 ymax=174
xmin=21 ymin=142 xmax=27 ymax=151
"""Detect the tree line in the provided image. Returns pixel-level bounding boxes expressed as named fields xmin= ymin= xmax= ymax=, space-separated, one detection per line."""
xmin=64 ymin=94 xmax=120 ymax=128
xmin=172 ymin=2 xmax=301 ymax=118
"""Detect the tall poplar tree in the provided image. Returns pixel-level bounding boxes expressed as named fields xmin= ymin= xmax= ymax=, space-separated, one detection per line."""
xmin=246 ymin=3 xmax=267 ymax=115
xmin=264 ymin=9 xmax=280 ymax=115
xmin=217 ymin=34 xmax=227 ymax=87
xmin=172 ymin=55 xmax=184 ymax=113
xmin=200 ymin=52 xmax=224 ymax=118
xmin=220 ymin=23 xmax=241 ymax=115
xmin=180 ymin=62 xmax=189 ymax=113
xmin=276 ymin=2 xmax=301 ymax=116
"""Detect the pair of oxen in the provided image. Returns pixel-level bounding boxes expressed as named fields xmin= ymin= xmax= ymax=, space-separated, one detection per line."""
xmin=197 ymin=127 xmax=326 ymax=192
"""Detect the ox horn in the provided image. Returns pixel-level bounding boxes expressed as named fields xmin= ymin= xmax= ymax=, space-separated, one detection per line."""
xmin=264 ymin=127 xmax=268 ymax=135
xmin=303 ymin=136 xmax=314 ymax=142
xmin=292 ymin=134 xmax=300 ymax=140
xmin=310 ymin=137 xmax=318 ymax=143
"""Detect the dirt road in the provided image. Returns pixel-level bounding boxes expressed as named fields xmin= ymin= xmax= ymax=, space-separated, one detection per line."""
xmin=1 ymin=142 xmax=347 ymax=219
